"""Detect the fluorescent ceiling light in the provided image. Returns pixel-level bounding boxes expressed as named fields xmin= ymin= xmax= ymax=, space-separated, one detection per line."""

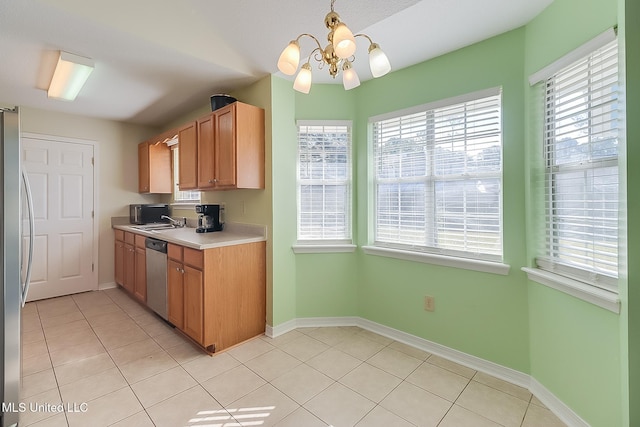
xmin=47 ymin=51 xmax=94 ymax=101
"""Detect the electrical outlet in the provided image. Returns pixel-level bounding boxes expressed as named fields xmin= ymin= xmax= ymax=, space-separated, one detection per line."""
xmin=424 ymin=295 xmax=435 ymax=312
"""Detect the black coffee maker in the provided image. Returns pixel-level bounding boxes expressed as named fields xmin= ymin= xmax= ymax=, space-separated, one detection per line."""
xmin=195 ymin=204 xmax=224 ymax=233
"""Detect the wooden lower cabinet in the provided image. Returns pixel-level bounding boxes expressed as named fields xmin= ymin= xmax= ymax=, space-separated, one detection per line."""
xmin=167 ymin=241 xmax=266 ymax=352
xmin=183 ymin=265 xmax=204 ymax=343
xmin=167 ymin=258 xmax=185 ymax=329
xmin=114 ymin=231 xmax=124 ymax=286
xmin=115 ymin=231 xmax=146 ymax=302
xmin=123 ymin=233 xmax=135 ymax=294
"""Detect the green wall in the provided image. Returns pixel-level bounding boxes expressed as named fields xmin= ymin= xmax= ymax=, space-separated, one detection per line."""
xmin=270 ymin=76 xmax=298 ymax=325
xmin=622 ymin=0 xmax=640 ymax=425
xmin=266 ymin=0 xmax=630 ymax=423
xmin=352 ymin=28 xmax=530 ymax=372
xmin=293 ymin=85 xmax=360 ymax=318
xmin=523 ymin=0 xmax=622 ymax=425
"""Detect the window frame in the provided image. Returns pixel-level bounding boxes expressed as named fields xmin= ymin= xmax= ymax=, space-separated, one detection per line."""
xmin=170 ymin=145 xmax=200 ymax=206
xmin=536 ymin=38 xmax=619 ymax=292
xmin=368 ymin=88 xmax=504 ymax=265
xmin=293 ymin=120 xmax=354 ymax=252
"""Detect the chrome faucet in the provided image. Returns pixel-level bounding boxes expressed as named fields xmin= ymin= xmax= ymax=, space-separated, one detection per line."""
xmin=160 ymin=215 xmax=186 ymax=228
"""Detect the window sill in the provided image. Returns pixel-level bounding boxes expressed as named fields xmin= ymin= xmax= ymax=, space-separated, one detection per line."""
xmin=362 ymin=246 xmax=510 ymax=275
xmin=171 ymin=202 xmax=200 ymax=209
xmin=522 ymin=267 xmax=620 ymax=313
xmin=292 ymin=244 xmax=357 ymax=254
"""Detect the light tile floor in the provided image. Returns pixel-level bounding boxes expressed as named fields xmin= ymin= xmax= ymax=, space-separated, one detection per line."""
xmin=20 ymin=288 xmax=567 ymax=427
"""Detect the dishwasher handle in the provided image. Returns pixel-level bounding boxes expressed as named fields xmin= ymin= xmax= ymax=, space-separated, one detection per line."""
xmin=145 ymin=237 xmax=168 ymax=253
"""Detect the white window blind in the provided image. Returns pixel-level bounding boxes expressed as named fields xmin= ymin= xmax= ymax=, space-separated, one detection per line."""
xmin=372 ymin=90 xmax=503 ymax=261
xmin=297 ymin=121 xmax=352 ymax=242
xmin=172 ymin=148 xmax=200 ymax=203
xmin=537 ymin=39 xmax=619 ymax=291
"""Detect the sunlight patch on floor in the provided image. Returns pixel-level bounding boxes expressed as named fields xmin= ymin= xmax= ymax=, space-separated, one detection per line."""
xmin=189 ymin=406 xmax=276 ymax=426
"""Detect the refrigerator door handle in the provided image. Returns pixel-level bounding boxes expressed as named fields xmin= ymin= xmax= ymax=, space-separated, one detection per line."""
xmin=21 ymin=169 xmax=34 ymax=307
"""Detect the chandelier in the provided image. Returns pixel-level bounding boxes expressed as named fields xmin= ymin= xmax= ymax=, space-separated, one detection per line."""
xmin=277 ymin=0 xmax=391 ymax=93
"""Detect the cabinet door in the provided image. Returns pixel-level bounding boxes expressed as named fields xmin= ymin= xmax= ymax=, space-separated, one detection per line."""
xmin=183 ymin=265 xmax=204 ymax=344
xmin=134 ymin=246 xmax=146 ymax=302
xmin=123 ymin=243 xmax=135 ymax=293
xmin=114 ymin=240 xmax=124 ymax=286
xmin=178 ymin=121 xmax=198 ymax=190
xmin=197 ymin=114 xmax=215 ymax=189
xmin=138 ymin=143 xmax=150 ymax=193
xmin=148 ymin=143 xmax=172 ymax=193
xmin=167 ymin=259 xmax=184 ymax=329
xmin=214 ymin=105 xmax=236 ymax=188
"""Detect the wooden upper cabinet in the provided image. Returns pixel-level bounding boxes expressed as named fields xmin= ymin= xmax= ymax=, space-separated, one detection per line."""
xmin=143 ymin=101 xmax=264 ymax=193
xmin=178 ymin=121 xmax=198 ymax=190
xmin=197 ymin=114 xmax=216 ymax=189
xmin=191 ymin=102 xmax=264 ymax=191
xmin=214 ymin=105 xmax=237 ymax=189
xmin=231 ymin=102 xmax=265 ymax=189
xmin=138 ymin=141 xmax=172 ymax=193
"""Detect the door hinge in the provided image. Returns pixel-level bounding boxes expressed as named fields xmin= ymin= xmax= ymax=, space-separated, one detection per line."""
xmin=91 ymin=157 xmax=94 ymax=166
xmin=91 ymin=210 xmax=94 ymax=218
xmin=92 ymin=263 xmax=94 ymax=272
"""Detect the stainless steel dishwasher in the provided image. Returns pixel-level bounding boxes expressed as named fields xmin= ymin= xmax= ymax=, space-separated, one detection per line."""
xmin=145 ymin=237 xmax=168 ymax=320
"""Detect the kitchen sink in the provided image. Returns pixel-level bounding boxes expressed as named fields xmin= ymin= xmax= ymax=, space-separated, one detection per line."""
xmin=131 ymin=223 xmax=176 ymax=231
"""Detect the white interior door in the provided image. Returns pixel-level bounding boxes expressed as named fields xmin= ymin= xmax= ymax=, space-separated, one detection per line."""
xmin=22 ymin=136 xmax=96 ymax=301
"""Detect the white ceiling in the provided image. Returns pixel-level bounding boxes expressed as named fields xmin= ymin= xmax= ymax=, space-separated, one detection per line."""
xmin=0 ymin=0 xmax=553 ymax=126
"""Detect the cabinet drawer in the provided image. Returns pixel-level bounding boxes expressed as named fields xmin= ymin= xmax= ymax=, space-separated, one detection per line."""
xmin=134 ymin=234 xmax=146 ymax=248
xmin=114 ymin=229 xmax=124 ymax=241
xmin=124 ymin=232 xmax=135 ymax=245
xmin=168 ymin=243 xmax=183 ymax=261
xmin=183 ymin=247 xmax=203 ymax=269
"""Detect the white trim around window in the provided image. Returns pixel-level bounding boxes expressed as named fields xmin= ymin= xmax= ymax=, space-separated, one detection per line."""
xmin=522 ymin=267 xmax=620 ymax=313
xmin=363 ymin=245 xmax=510 ymax=275
xmin=370 ymin=87 xmax=504 ymax=264
xmin=528 ymin=27 xmax=616 ymax=86
xmin=295 ymin=120 xmax=353 ymax=252
xmin=535 ymin=36 xmax=620 ymax=292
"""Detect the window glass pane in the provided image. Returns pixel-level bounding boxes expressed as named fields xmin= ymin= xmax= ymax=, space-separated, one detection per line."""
xmin=297 ymin=123 xmax=351 ymax=241
xmin=541 ymin=39 xmax=619 ymax=281
xmin=435 ymin=179 xmax=501 ymax=255
xmin=376 ymin=182 xmax=427 ymax=244
xmin=373 ymin=91 xmax=502 ymax=261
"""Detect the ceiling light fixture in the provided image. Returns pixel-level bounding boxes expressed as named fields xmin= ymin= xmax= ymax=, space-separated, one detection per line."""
xmin=277 ymin=0 xmax=391 ymax=94
xmin=47 ymin=51 xmax=94 ymax=101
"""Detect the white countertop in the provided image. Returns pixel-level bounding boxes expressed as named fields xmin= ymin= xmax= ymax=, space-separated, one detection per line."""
xmin=113 ymin=222 xmax=267 ymax=250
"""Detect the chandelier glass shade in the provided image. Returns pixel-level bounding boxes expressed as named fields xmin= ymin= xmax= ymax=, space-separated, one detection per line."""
xmin=277 ymin=0 xmax=391 ymax=93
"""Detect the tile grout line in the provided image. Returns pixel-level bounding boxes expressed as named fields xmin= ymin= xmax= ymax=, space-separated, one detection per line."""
xmin=105 ymin=288 xmax=234 ymax=426
xmin=25 ymin=290 xmax=567 ymax=426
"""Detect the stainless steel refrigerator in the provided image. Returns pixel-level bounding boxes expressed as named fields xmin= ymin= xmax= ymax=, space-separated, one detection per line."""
xmin=1 ymin=108 xmax=34 ymax=427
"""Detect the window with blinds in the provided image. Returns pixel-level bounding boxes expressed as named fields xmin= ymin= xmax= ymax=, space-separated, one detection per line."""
xmin=537 ymin=39 xmax=619 ymax=290
xmin=372 ymin=89 xmax=503 ymax=261
xmin=172 ymin=148 xmax=200 ymax=203
xmin=297 ymin=121 xmax=352 ymax=242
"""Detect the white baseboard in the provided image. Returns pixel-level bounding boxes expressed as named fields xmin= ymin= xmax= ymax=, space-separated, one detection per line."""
xmin=98 ymin=282 xmax=117 ymax=291
xmin=356 ymin=318 xmax=530 ymax=389
xmin=530 ymin=377 xmax=589 ymax=427
xmin=266 ymin=316 xmax=590 ymax=427
xmin=265 ymin=318 xmax=297 ymax=338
